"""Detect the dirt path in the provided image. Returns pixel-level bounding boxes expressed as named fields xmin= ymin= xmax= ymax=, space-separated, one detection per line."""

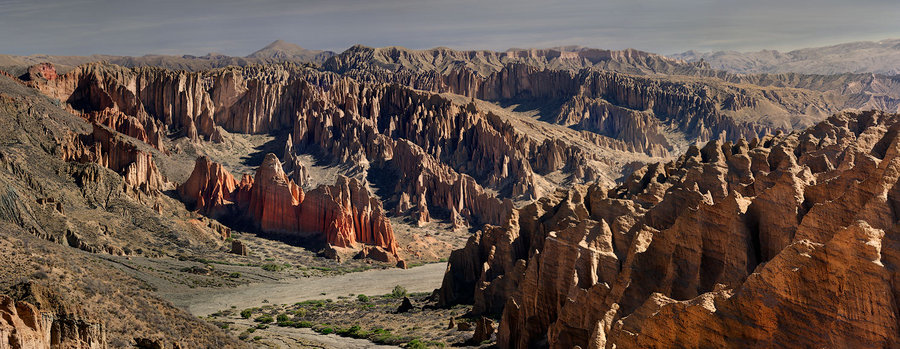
xmin=158 ymin=262 xmax=448 ymax=316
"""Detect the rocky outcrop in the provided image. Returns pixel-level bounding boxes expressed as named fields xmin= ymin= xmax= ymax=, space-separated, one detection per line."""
xmin=245 ymin=153 xmax=304 ymax=233
xmin=472 ymin=317 xmax=495 ymax=344
xmin=1 ymin=289 xmax=107 ymax=349
xmin=180 ymin=153 xmax=402 ymax=262
xmin=0 ymin=295 xmax=49 ymax=348
xmin=20 ymin=63 xmax=59 ymax=82
xmin=301 ymin=175 xmax=398 ymax=257
xmin=82 ymin=108 xmax=163 ymax=149
xmin=177 ymin=157 xmax=238 ymax=218
xmin=438 ymin=110 xmax=900 ymax=348
xmin=61 ymin=124 xmax=167 ymax=194
xmin=230 ymin=239 xmax=248 ymax=256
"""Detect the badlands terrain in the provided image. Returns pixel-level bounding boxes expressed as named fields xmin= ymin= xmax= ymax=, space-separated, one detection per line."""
xmin=1 ymin=39 xmax=900 ymax=348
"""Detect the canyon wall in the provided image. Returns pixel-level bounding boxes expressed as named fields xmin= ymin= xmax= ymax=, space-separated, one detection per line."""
xmin=34 ymin=62 xmax=614 ymax=228
xmin=438 ymin=110 xmax=900 ymax=348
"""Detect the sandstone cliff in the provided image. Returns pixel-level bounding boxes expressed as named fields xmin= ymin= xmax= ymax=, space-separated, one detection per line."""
xmin=178 ymin=156 xmax=239 ymax=218
xmin=179 ymin=153 xmax=402 ymax=264
xmin=0 ymin=287 xmax=107 ymax=349
xmin=438 ymin=110 xmax=900 ymax=348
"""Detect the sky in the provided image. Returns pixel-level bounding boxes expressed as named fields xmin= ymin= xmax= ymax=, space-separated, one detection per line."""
xmin=1 ymin=0 xmax=899 ymax=57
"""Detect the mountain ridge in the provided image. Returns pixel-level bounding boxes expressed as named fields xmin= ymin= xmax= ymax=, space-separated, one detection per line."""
xmin=672 ymin=38 xmax=900 ymax=75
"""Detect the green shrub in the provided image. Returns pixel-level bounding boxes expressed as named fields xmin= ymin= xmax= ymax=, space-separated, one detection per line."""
xmin=238 ymin=332 xmax=249 ymax=340
xmin=370 ymin=328 xmax=398 ymax=344
xmin=407 ymin=339 xmax=429 ymax=349
xmin=261 ymin=264 xmax=286 ymax=272
xmin=337 ymin=325 xmax=364 ymax=338
xmin=240 ymin=309 xmax=253 ymax=319
xmin=254 ymin=314 xmax=274 ymax=324
xmin=298 ymin=321 xmax=313 ymax=328
xmin=247 ymin=328 xmax=255 ymax=333
xmin=357 ymin=294 xmax=370 ymax=303
xmin=391 ymin=285 xmax=407 ymax=298
xmin=276 ymin=313 xmax=290 ymax=322
xmin=319 ymin=327 xmax=334 ymax=334
xmin=256 ymin=324 xmax=269 ymax=329
xmin=228 ymin=272 xmax=241 ymax=278
xmin=252 ymin=336 xmax=262 ymax=341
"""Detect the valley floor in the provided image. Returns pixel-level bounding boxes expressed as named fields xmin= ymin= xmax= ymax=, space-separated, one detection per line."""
xmin=102 ymin=252 xmax=463 ymax=348
xmin=155 ymin=262 xmax=447 ymax=317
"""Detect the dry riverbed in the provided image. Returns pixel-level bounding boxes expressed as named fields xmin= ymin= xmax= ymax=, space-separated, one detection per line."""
xmin=160 ymin=262 xmax=448 ymax=316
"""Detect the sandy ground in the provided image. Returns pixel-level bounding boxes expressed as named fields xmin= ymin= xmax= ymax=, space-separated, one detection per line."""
xmin=158 ymin=262 xmax=447 ymax=317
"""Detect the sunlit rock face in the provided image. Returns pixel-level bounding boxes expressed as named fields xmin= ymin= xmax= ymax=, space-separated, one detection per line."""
xmin=440 ymin=110 xmax=900 ymax=348
xmin=180 ymin=153 xmax=402 ymax=263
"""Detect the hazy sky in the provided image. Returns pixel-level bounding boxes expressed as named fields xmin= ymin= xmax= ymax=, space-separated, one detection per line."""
xmin=1 ymin=0 xmax=898 ymax=56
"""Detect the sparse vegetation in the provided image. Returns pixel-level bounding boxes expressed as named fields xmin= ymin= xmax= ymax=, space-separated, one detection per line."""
xmin=254 ymin=314 xmax=274 ymax=323
xmin=221 ymin=293 xmax=465 ymax=346
xmin=318 ymin=326 xmax=334 ymax=334
xmin=392 ymin=285 xmax=408 ymax=298
xmin=261 ymin=263 xmax=287 ymax=272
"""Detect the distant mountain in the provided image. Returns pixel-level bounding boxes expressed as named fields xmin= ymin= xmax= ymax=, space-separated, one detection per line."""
xmin=672 ymin=38 xmax=900 ymax=75
xmin=246 ymin=40 xmax=335 ymax=65
xmin=0 ymin=40 xmax=333 ymax=74
xmin=324 ymin=44 xmax=705 ymax=76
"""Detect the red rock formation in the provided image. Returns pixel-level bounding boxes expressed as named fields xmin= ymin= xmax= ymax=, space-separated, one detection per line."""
xmin=177 ymin=156 xmax=238 ymax=218
xmin=21 ymin=63 xmax=58 ymax=81
xmin=303 ymin=175 xmax=399 ymax=256
xmin=247 ymin=153 xmax=303 ymax=233
xmin=439 ymin=110 xmax=900 ymax=348
xmin=180 ymin=153 xmax=401 ymax=262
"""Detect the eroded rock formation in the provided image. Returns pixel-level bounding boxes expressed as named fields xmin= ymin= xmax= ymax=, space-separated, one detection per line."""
xmin=178 ymin=156 xmax=238 ymax=218
xmin=61 ymin=124 xmax=167 ymax=194
xmin=32 ymin=62 xmax=619 ymax=228
xmin=438 ymin=110 xmax=900 ymax=348
xmin=0 ymin=289 xmax=107 ymax=349
xmin=180 ymin=153 xmax=401 ymax=263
